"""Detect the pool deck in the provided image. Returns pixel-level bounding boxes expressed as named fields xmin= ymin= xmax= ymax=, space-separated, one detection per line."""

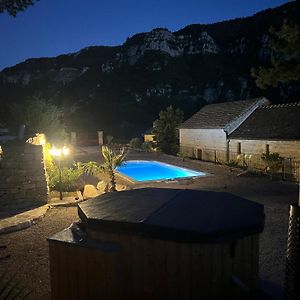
xmin=74 ymin=147 xmax=298 ymax=296
xmin=0 ymin=146 xmax=297 ymax=299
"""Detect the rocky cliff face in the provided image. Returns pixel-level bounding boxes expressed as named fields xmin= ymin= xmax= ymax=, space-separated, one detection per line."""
xmin=0 ymin=2 xmax=299 ymax=137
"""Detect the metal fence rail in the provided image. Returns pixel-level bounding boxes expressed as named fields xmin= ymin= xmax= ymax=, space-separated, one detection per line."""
xmin=183 ymin=146 xmax=300 ymax=182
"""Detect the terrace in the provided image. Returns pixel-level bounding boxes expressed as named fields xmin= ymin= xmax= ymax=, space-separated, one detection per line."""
xmin=0 ymin=146 xmax=298 ymax=299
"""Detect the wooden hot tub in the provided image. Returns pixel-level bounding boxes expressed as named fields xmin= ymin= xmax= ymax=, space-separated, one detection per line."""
xmin=48 ymin=188 xmax=264 ymax=299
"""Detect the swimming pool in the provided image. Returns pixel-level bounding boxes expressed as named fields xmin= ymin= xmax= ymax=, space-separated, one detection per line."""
xmin=116 ymin=160 xmax=206 ymax=182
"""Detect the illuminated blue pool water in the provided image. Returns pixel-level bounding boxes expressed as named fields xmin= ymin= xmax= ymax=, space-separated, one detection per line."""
xmin=116 ymin=160 xmax=206 ymax=182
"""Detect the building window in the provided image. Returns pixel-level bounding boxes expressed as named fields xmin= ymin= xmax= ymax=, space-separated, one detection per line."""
xmin=266 ymin=144 xmax=270 ymax=155
xmin=237 ymin=142 xmax=241 ymax=154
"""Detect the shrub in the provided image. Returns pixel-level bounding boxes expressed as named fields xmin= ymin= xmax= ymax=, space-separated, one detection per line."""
xmin=225 ymin=159 xmax=239 ymax=167
xmin=177 ymin=151 xmax=188 ymax=161
xmin=129 ymin=137 xmax=142 ymax=149
xmin=141 ymin=141 xmax=153 ymax=152
xmin=48 ymin=162 xmax=84 ymax=192
xmin=261 ymin=152 xmax=283 ymax=178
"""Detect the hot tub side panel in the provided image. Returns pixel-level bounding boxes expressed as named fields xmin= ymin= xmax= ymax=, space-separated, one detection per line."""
xmin=49 ymin=229 xmax=259 ymax=300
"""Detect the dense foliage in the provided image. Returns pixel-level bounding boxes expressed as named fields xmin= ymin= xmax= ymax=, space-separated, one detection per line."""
xmin=261 ymin=152 xmax=283 ymax=178
xmin=252 ymin=20 xmax=300 ymax=88
xmin=0 ymin=0 xmax=36 ymax=16
xmin=9 ymin=97 xmax=65 ymax=142
xmin=129 ymin=137 xmax=142 ymax=149
xmin=43 ymin=143 xmax=84 ymax=192
xmin=47 ymin=163 xmax=84 ymax=192
xmin=153 ymin=106 xmax=183 ymax=155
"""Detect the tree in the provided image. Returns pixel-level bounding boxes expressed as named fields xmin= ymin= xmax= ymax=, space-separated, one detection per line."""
xmin=0 ymin=0 xmax=37 ymax=17
xmin=153 ymin=106 xmax=184 ymax=155
xmin=11 ymin=97 xmax=65 ymax=142
xmin=83 ymin=146 xmax=127 ymax=192
xmin=252 ymin=20 xmax=300 ymax=89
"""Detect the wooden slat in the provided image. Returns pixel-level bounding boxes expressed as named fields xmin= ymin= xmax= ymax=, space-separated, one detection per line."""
xmin=191 ymin=243 xmax=205 ymax=299
xmin=252 ymin=234 xmax=259 ymax=289
xmin=49 ymin=242 xmax=60 ymax=300
xmin=65 ymin=244 xmax=79 ymax=299
xmin=220 ymin=243 xmax=233 ymax=297
xmin=166 ymin=240 xmax=179 ymax=300
xmin=202 ymin=244 xmax=212 ymax=299
xmin=76 ymin=245 xmax=88 ymax=300
xmin=179 ymin=242 xmax=192 ymax=300
xmin=106 ymin=247 xmax=118 ymax=300
xmin=130 ymin=235 xmax=144 ymax=299
xmin=117 ymin=234 xmax=132 ymax=299
xmin=57 ymin=242 xmax=69 ymax=299
xmin=153 ymin=239 xmax=167 ymax=300
xmin=233 ymin=238 xmax=243 ymax=280
xmin=211 ymin=244 xmax=222 ymax=299
xmin=243 ymin=236 xmax=252 ymax=290
xmin=143 ymin=238 xmax=156 ymax=300
xmin=86 ymin=247 xmax=98 ymax=299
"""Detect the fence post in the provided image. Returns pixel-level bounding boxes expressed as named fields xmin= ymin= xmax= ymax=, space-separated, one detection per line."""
xmin=285 ymin=204 xmax=300 ymax=299
xmin=70 ymin=132 xmax=77 ymax=145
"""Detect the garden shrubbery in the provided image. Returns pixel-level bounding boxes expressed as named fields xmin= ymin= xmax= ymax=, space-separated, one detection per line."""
xmin=44 ymin=143 xmax=84 ymax=192
xmin=261 ymin=152 xmax=283 ymax=178
xmin=47 ymin=163 xmax=84 ymax=192
xmin=129 ymin=137 xmax=142 ymax=149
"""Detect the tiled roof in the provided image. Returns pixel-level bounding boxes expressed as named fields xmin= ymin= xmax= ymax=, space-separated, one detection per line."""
xmin=229 ymin=103 xmax=300 ymax=140
xmin=179 ymin=98 xmax=267 ymax=129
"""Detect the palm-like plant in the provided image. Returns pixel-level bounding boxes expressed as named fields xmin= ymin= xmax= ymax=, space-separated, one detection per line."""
xmin=83 ymin=146 xmax=127 ymax=192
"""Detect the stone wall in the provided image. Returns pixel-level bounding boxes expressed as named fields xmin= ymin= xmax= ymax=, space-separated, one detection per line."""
xmin=179 ymin=128 xmax=228 ymax=162
xmin=0 ymin=142 xmax=48 ymax=209
xmin=229 ymin=139 xmax=300 ymax=160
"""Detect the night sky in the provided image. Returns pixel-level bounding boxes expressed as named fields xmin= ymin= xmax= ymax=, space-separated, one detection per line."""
xmin=0 ymin=0 xmax=290 ymax=71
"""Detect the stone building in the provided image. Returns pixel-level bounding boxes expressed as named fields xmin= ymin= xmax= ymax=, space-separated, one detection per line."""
xmin=143 ymin=128 xmax=156 ymax=143
xmin=228 ymin=103 xmax=300 ymax=160
xmin=179 ymin=97 xmax=269 ymax=162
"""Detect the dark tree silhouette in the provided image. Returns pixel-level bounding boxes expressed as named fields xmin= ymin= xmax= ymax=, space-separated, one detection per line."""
xmin=252 ymin=20 xmax=300 ymax=89
xmin=0 ymin=0 xmax=37 ymax=17
xmin=153 ymin=106 xmax=184 ymax=155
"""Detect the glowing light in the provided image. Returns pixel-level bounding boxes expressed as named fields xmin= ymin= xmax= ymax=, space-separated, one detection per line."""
xmin=49 ymin=147 xmax=62 ymax=157
xmin=49 ymin=146 xmax=69 ymax=157
xmin=62 ymin=146 xmax=70 ymax=156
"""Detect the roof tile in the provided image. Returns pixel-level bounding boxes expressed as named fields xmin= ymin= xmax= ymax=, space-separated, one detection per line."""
xmin=179 ymin=98 xmax=266 ymax=129
xmin=229 ymin=103 xmax=300 ymax=140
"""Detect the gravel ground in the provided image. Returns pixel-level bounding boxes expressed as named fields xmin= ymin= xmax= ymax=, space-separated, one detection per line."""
xmin=0 ymin=207 xmax=78 ymax=299
xmin=0 ymin=149 xmax=298 ymax=299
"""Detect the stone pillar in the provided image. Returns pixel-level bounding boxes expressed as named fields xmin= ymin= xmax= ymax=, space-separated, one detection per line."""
xmin=97 ymin=131 xmax=103 ymax=145
xmin=71 ymin=132 xmax=77 ymax=145
xmin=0 ymin=142 xmax=48 ymax=208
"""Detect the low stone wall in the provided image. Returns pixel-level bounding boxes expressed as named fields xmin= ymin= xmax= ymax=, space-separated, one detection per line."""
xmin=0 ymin=142 xmax=48 ymax=209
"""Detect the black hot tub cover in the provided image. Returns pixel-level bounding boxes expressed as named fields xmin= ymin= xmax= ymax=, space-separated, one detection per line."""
xmin=78 ymin=188 xmax=264 ymax=243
